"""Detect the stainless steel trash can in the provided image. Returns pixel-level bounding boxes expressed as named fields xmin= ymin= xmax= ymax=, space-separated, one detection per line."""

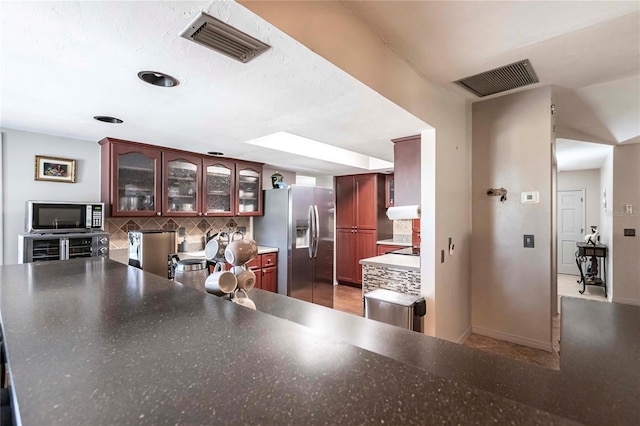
xmin=364 ymin=289 xmax=426 ymax=332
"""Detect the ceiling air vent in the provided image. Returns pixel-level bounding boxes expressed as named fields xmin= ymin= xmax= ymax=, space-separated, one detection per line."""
xmin=454 ymin=59 xmax=539 ymax=97
xmin=180 ymin=12 xmax=270 ymax=63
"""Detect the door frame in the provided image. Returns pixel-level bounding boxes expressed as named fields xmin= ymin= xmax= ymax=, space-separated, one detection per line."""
xmin=557 ymin=188 xmax=586 ymax=275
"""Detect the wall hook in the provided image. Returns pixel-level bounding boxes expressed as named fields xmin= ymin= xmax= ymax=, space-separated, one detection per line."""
xmin=487 ymin=187 xmax=508 ymax=202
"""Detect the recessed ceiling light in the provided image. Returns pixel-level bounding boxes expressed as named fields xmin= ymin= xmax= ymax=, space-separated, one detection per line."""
xmin=93 ymin=116 xmax=123 ymax=124
xmin=244 ymin=131 xmax=394 ymax=171
xmin=208 ymin=151 xmax=225 ymax=156
xmin=137 ymin=71 xmax=179 ymax=87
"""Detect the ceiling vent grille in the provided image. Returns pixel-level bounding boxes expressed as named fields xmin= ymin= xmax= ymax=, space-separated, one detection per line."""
xmin=454 ymin=60 xmax=539 ymax=97
xmin=180 ymin=12 xmax=270 ymax=63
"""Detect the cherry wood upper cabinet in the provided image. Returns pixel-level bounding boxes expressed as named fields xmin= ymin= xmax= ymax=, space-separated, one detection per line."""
xmin=99 ymin=138 xmax=264 ymax=218
xmin=385 ymin=174 xmax=395 ymax=208
xmin=335 ymin=174 xmax=379 ymax=229
xmin=355 ymin=174 xmax=377 ymax=229
xmin=336 ymin=175 xmax=356 ymax=228
xmin=202 ymin=157 xmax=235 ymax=217
xmin=163 ymin=151 xmax=202 ymax=217
xmin=235 ymin=161 xmax=263 ymax=216
xmin=392 ymin=135 xmax=421 ymax=206
xmin=99 ymin=138 xmax=162 ymax=217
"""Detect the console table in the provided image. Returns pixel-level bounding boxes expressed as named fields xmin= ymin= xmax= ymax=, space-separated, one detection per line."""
xmin=575 ymin=242 xmax=608 ymax=297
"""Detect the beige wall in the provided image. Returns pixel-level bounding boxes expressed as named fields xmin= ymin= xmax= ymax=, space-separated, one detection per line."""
xmin=1 ymin=128 xmax=101 ymax=265
xmin=558 ymin=169 xmax=602 ymax=231
xmin=612 ymin=144 xmax=640 ymax=305
xmin=240 ymin=1 xmax=472 ymax=342
xmin=471 ymin=87 xmax=553 ymax=351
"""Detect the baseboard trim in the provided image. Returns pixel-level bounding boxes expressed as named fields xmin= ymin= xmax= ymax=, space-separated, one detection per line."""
xmin=472 ymin=326 xmax=553 ymax=352
xmin=454 ymin=326 xmax=472 ymax=344
xmin=612 ymin=297 xmax=640 ymax=306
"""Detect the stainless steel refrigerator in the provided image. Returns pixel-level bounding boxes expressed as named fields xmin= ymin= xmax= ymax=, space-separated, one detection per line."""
xmin=254 ymin=186 xmax=334 ymax=308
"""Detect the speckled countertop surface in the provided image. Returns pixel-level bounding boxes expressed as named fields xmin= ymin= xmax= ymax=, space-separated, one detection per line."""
xmin=359 ymin=253 xmax=420 ymax=271
xmin=0 ymin=258 xmax=578 ymax=425
xmin=376 ymin=237 xmax=412 ymax=246
xmin=246 ymin=289 xmax=640 ymax=426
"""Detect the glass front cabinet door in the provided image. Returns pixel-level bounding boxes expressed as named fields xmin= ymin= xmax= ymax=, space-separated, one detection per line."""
xmin=203 ymin=158 xmax=235 ymax=216
xmin=163 ymin=152 xmax=202 ymax=216
xmin=235 ymin=162 xmax=263 ymax=216
xmin=112 ymin=143 xmax=162 ymax=217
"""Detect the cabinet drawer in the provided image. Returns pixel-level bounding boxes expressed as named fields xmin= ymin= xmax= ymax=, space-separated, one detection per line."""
xmin=377 ymin=244 xmax=404 ymax=255
xmin=246 ymin=255 xmax=261 ymax=270
xmin=262 ymin=252 xmax=277 ymax=268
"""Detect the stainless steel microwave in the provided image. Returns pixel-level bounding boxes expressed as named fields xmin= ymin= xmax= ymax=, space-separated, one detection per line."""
xmin=26 ymin=201 xmax=105 ymax=233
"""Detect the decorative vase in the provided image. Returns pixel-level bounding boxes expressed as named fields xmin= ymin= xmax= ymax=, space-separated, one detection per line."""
xmin=271 ymin=171 xmax=283 ymax=188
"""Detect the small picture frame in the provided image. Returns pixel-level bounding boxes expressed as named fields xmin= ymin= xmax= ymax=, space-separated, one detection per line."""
xmin=35 ymin=155 xmax=77 ymax=183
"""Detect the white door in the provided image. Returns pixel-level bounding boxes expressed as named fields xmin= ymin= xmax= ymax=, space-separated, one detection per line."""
xmin=557 ymin=190 xmax=585 ymax=275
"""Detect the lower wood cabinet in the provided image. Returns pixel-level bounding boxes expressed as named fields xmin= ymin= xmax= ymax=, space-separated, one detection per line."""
xmin=260 ymin=265 xmax=277 ymax=293
xmin=377 ymin=244 xmax=405 ymax=255
xmin=246 ymin=252 xmax=277 ymax=293
xmin=217 ymin=252 xmax=278 ymax=293
xmin=336 ymin=228 xmax=376 ymax=286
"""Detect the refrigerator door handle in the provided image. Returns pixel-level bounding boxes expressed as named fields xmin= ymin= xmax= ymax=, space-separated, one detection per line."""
xmin=313 ymin=205 xmax=320 ymax=258
xmin=60 ymin=238 xmax=69 ymax=261
xmin=308 ymin=205 xmax=315 ymax=259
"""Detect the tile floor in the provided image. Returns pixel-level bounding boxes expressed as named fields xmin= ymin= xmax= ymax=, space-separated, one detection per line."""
xmin=557 ymin=273 xmax=607 ymax=302
xmin=332 ymin=284 xmax=562 ymax=370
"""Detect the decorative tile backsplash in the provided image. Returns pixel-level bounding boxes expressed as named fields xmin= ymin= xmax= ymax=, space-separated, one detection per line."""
xmin=362 ymin=264 xmax=421 ymax=297
xmin=393 ymin=219 xmax=412 ymax=237
xmin=107 ymin=216 xmax=250 ymax=250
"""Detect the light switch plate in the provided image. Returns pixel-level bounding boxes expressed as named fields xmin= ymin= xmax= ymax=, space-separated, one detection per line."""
xmin=524 ymin=234 xmax=535 ymax=248
xmin=521 ymin=191 xmax=539 ymax=204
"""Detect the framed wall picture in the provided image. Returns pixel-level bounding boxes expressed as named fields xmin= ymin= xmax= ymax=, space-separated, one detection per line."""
xmin=35 ymin=155 xmax=77 ymax=183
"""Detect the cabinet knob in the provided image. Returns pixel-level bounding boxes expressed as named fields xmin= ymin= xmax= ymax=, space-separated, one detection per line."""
xmin=198 ymin=212 xmax=203 ymax=216
xmin=204 ymin=213 xmax=208 ymax=216
xmin=156 ymin=212 xmax=161 ymax=216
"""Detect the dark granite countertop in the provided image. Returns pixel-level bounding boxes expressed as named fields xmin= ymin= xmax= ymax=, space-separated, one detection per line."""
xmin=247 ymin=289 xmax=640 ymax=425
xmin=0 ymin=258 xmax=638 ymax=425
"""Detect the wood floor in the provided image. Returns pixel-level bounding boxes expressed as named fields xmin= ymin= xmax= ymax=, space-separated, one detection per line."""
xmin=332 ymin=284 xmax=560 ymax=370
xmin=333 ymin=284 xmax=363 ymax=316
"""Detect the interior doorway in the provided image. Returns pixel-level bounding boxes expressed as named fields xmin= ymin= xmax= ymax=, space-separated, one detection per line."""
xmin=557 ymin=189 xmax=585 ymax=275
xmin=555 ymin=139 xmax=612 ymax=310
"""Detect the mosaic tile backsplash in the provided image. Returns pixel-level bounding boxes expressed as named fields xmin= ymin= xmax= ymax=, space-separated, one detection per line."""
xmin=107 ymin=216 xmax=250 ymax=250
xmin=362 ymin=264 xmax=421 ymax=297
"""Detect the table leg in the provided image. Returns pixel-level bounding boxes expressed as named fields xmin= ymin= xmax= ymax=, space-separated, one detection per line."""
xmin=576 ymin=255 xmax=587 ymax=294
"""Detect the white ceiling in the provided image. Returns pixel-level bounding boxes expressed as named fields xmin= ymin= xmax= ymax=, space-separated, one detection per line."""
xmin=343 ymin=1 xmax=640 ymax=148
xmin=0 ymin=1 xmax=428 ymax=176
xmin=556 ymin=138 xmax=612 ymax=171
xmin=1 ymin=1 xmax=639 ymax=176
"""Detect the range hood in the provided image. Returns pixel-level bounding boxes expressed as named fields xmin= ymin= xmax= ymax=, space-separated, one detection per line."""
xmin=386 ymin=205 xmax=420 ymax=220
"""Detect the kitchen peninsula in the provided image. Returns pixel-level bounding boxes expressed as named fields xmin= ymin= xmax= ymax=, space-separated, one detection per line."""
xmin=1 ymin=258 xmax=638 ymax=425
xmin=359 ymin=252 xmax=420 ymax=296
